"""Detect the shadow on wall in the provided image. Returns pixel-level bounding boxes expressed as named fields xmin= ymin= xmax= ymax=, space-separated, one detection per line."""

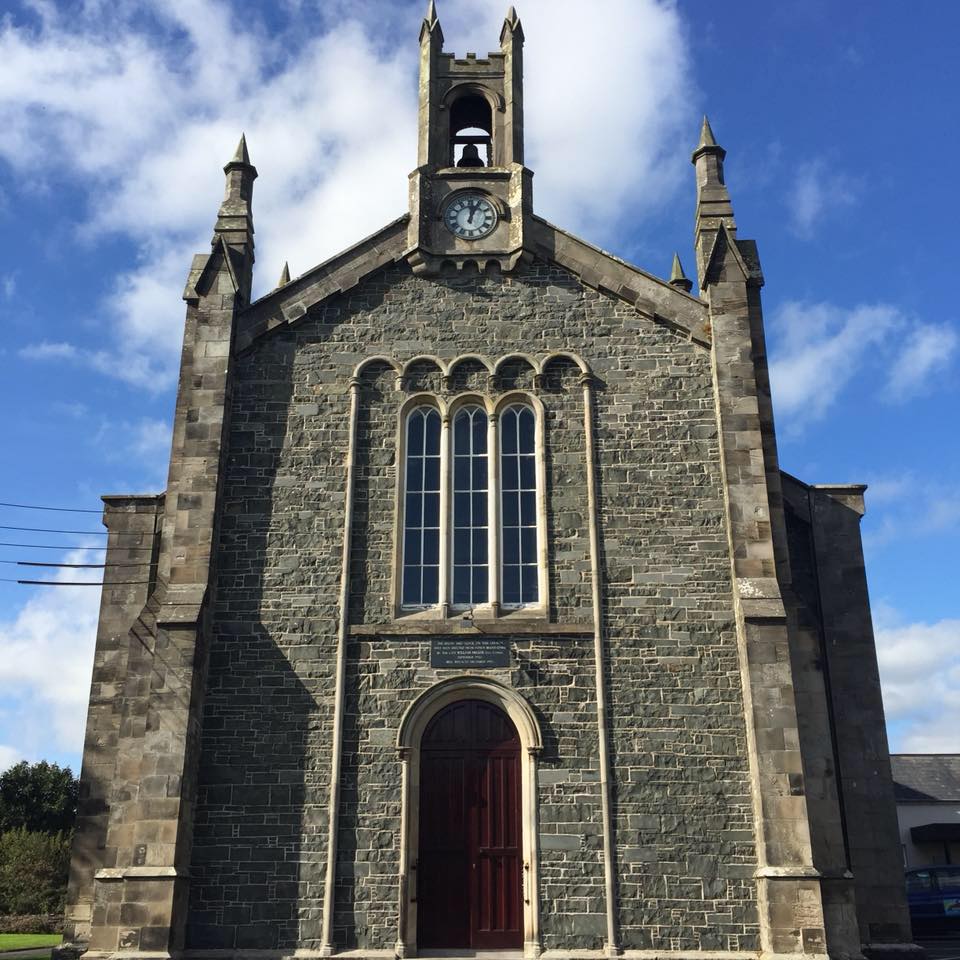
xmin=185 ymin=329 xmax=318 ymax=951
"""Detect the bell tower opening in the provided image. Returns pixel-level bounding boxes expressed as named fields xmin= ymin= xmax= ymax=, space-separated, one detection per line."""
xmin=408 ymin=2 xmax=532 ymax=274
xmin=450 ymin=93 xmax=493 ymax=167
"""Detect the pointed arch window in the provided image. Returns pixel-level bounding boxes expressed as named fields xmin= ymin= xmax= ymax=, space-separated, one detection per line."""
xmin=499 ymin=405 xmax=539 ymax=606
xmin=399 ymin=398 xmax=543 ymax=614
xmin=452 ymin=406 xmax=489 ymax=606
xmin=402 ymin=407 xmax=442 ymax=608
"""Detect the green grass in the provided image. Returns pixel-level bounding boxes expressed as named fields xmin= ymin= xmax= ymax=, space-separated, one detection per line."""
xmin=0 ymin=935 xmax=62 ymax=950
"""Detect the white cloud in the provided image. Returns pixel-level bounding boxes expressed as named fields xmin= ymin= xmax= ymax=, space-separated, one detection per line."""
xmin=875 ymin=611 xmax=960 ymax=753
xmin=768 ymin=301 xmax=902 ymax=425
xmin=860 ymin=471 xmax=960 ymax=550
xmin=787 ymin=158 xmax=857 ymax=239
xmin=0 ymin=745 xmax=21 ymax=772
xmin=20 ymin=340 xmax=79 ymax=360
xmin=768 ymin=301 xmax=960 ymax=429
xmin=1 ymin=0 xmax=694 ymax=389
xmin=1 ymin=274 xmax=14 ymax=299
xmin=129 ymin=418 xmax=172 ymax=458
xmin=0 ymin=549 xmax=103 ymax=763
xmin=886 ymin=322 xmax=959 ymax=400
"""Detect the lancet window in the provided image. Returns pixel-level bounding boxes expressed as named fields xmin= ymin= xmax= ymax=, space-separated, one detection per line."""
xmin=400 ymin=399 xmax=542 ymax=613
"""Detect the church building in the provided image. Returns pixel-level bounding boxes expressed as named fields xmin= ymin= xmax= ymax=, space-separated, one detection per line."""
xmin=60 ymin=7 xmax=920 ymax=960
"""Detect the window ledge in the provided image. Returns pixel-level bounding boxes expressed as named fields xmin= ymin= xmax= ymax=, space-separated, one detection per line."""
xmin=350 ymin=620 xmax=593 ymax=637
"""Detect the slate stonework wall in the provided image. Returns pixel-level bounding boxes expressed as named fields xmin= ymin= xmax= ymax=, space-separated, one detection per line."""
xmin=186 ymin=260 xmax=759 ymax=952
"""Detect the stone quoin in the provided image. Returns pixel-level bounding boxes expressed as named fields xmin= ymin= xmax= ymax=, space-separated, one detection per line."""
xmin=57 ymin=6 xmax=920 ymax=960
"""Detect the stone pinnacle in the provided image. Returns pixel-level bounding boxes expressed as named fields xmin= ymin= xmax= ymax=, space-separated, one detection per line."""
xmin=669 ymin=252 xmax=693 ymax=293
xmin=697 ymin=116 xmax=717 ymax=150
xmin=278 ymin=262 xmax=291 ymax=287
xmin=231 ymin=133 xmax=251 ymax=166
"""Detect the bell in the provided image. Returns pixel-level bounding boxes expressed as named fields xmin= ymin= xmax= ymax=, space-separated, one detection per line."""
xmin=457 ymin=143 xmax=485 ymax=168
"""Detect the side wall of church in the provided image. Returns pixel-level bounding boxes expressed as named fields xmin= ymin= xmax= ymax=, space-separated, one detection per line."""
xmin=782 ymin=479 xmax=913 ymax=949
xmin=185 ymin=261 xmax=759 ymax=953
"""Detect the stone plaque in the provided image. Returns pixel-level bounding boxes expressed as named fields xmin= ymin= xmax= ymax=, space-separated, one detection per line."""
xmin=430 ymin=637 xmax=510 ymax=669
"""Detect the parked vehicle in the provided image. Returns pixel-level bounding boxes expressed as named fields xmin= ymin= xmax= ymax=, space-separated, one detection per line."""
xmin=905 ymin=866 xmax=960 ymax=931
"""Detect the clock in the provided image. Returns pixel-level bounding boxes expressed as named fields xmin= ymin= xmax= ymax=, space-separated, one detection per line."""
xmin=443 ymin=193 xmax=498 ymax=240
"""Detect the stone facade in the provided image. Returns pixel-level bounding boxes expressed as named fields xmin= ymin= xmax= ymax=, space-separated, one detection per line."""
xmin=59 ymin=7 xmax=918 ymax=960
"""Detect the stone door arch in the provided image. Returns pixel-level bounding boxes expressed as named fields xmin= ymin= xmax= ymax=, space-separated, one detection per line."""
xmin=396 ymin=677 xmax=543 ymax=958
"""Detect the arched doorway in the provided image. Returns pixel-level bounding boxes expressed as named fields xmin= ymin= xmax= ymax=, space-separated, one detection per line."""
xmin=417 ymin=700 xmax=523 ymax=950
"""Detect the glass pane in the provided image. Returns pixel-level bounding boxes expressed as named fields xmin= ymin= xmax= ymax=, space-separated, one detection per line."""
xmin=405 ymin=492 xmax=421 ymax=527
xmin=472 ymin=531 xmax=488 ymax=564
xmin=521 ymin=528 xmax=537 ymax=563
xmin=519 ymin=492 xmax=536 ymax=525
xmin=473 ymin=567 xmax=488 ymax=603
xmin=502 ymin=567 xmax=521 ymax=605
xmin=454 ymin=412 xmax=470 ymax=455
xmin=422 ymin=566 xmax=439 ymax=603
xmin=402 ymin=567 xmax=421 ymax=606
xmin=423 ymin=492 xmax=440 ymax=527
xmin=424 ymin=456 xmax=440 ymax=490
xmin=404 ymin=529 xmax=421 ymax=565
xmin=454 ymin=456 xmax=470 ymax=489
xmin=518 ymin=408 xmax=535 ymax=452
xmin=408 ymin=412 xmax=424 ymax=455
xmin=453 ymin=566 xmax=470 ymax=604
xmin=424 ymin=410 xmax=441 ymax=456
xmin=454 ymin=528 xmax=470 ymax=563
xmin=454 ymin=492 xmax=470 ymax=526
xmin=501 ymin=409 xmax=518 ymax=453
xmin=502 ymin=492 xmax=519 ymax=527
xmin=521 ymin=565 xmax=539 ymax=603
xmin=519 ymin=454 xmax=535 ymax=490
xmin=472 ymin=457 xmax=487 ymax=490
xmin=503 ymin=529 xmax=520 ymax=565
xmin=406 ymin=455 xmax=422 ymax=492
xmin=473 ymin=493 xmax=487 ymax=526
xmin=473 ymin=410 xmax=487 ymax=451
xmin=423 ymin=529 xmax=439 ymax=565
xmin=502 ymin=454 xmax=519 ymax=491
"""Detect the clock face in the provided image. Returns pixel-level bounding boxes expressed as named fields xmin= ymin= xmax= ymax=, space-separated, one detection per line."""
xmin=444 ymin=194 xmax=498 ymax=240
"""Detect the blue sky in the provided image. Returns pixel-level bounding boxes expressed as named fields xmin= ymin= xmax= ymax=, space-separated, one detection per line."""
xmin=0 ymin=0 xmax=957 ymax=772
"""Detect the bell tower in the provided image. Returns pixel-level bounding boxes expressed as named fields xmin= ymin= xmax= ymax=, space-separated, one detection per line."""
xmin=407 ymin=2 xmax=533 ymax=275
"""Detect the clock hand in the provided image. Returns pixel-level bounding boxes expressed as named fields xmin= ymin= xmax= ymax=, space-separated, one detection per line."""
xmin=467 ymin=200 xmax=478 ymax=225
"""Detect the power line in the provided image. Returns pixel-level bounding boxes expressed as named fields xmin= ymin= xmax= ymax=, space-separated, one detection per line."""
xmin=0 ymin=500 xmax=101 ymax=514
xmin=0 ymin=542 xmax=153 ymax=552
xmin=0 ymin=525 xmax=156 ymax=539
xmin=0 ymin=525 xmax=109 ymax=536
xmin=0 ymin=578 xmax=151 ymax=586
xmin=0 ymin=560 xmax=150 ymax=568
xmin=19 ymin=560 xmax=148 ymax=569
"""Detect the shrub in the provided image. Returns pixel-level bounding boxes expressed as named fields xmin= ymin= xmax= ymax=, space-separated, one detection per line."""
xmin=0 ymin=829 xmax=71 ymax=916
xmin=0 ymin=913 xmax=64 ymax=934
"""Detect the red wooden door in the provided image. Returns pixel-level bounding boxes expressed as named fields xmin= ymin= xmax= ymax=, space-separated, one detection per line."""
xmin=417 ymin=700 xmax=523 ymax=949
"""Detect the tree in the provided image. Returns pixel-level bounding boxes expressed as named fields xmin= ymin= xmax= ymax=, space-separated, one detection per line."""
xmin=0 ymin=762 xmax=78 ymax=835
xmin=0 ymin=829 xmax=71 ymax=915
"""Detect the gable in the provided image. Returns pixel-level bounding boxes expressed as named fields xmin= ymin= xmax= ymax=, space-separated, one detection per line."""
xmin=235 ymin=216 xmax=711 ymax=354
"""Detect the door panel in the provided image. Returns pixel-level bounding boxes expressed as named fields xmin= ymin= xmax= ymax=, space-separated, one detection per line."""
xmin=417 ymin=700 xmax=522 ymax=949
xmin=418 ymin=753 xmax=470 ymax=948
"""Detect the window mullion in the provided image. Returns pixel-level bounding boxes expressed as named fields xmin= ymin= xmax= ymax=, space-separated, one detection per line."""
xmin=438 ymin=412 xmax=451 ymax=617
xmin=488 ymin=411 xmax=500 ymax=615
